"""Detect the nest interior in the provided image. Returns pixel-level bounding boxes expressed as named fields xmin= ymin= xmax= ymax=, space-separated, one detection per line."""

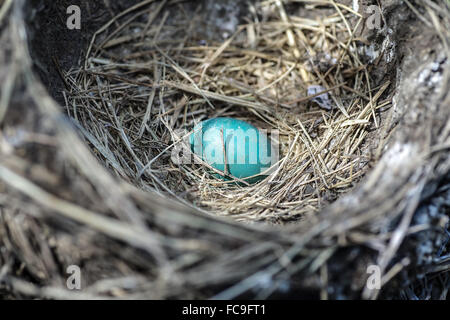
xmin=0 ymin=0 xmax=449 ymax=300
xmin=60 ymin=0 xmax=393 ymax=223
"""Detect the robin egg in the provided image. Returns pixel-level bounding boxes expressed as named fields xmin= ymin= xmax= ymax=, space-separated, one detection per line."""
xmin=190 ymin=117 xmax=274 ymax=183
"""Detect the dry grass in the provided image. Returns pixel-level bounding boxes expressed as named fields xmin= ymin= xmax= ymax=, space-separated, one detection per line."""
xmin=0 ymin=0 xmax=448 ymax=300
xmin=63 ymin=0 xmax=391 ymax=223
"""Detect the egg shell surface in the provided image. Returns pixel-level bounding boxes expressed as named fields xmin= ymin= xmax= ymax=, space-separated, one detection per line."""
xmin=190 ymin=117 xmax=273 ymax=182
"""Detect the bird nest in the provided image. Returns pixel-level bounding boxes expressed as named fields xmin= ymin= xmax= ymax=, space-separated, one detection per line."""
xmin=63 ymin=0 xmax=391 ymax=223
xmin=0 ymin=0 xmax=449 ymax=300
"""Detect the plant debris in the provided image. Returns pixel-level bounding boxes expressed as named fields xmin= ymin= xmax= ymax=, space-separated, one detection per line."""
xmin=64 ymin=0 xmax=391 ymax=223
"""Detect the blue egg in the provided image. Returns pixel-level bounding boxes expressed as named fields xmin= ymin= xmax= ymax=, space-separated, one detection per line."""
xmin=190 ymin=117 xmax=274 ymax=183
